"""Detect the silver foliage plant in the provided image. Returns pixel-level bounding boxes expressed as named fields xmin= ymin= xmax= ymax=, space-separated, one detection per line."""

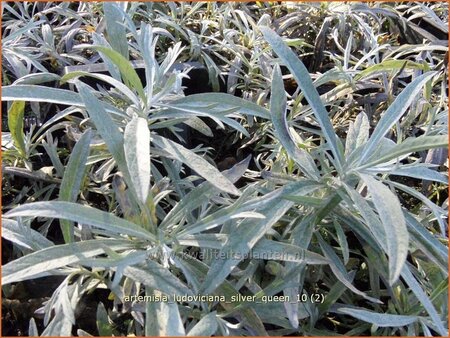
xmin=2 ymin=2 xmax=448 ymax=336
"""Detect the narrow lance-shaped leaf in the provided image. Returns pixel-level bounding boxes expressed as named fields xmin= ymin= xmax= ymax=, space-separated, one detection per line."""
xmin=358 ymin=71 xmax=436 ymax=164
xmin=260 ymin=26 xmax=343 ymax=170
xmin=91 ymin=46 xmax=145 ymax=102
xmin=103 ymin=2 xmax=129 ymax=59
xmin=2 ymin=239 xmax=133 ymax=284
xmin=345 ymin=111 xmax=369 ymax=157
xmin=7 ymin=101 xmax=26 ymax=156
xmin=2 ymin=85 xmax=125 ymax=117
xmin=124 ymin=263 xmax=194 ymax=297
xmin=270 ymin=64 xmax=319 ymax=180
xmin=59 ymin=129 xmax=92 ymax=243
xmin=360 ymin=174 xmax=409 ymax=285
xmin=4 ymin=201 xmax=156 ymax=242
xmin=359 ymin=135 xmax=448 ymax=170
xmin=76 ymin=81 xmax=138 ymax=205
xmin=124 ymin=116 xmax=151 ymax=204
xmin=337 ymin=308 xmax=418 ymax=327
xmin=151 ymin=134 xmax=241 ymax=196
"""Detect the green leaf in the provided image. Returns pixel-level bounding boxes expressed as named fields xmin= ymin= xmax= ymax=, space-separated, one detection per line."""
xmin=358 ymin=72 xmax=437 ymax=164
xmin=124 ymin=116 xmax=151 ymax=204
xmin=152 ymin=134 xmax=241 ymax=196
xmin=187 ymin=312 xmax=218 ymax=336
xmin=337 ymin=308 xmax=418 ymax=327
xmin=96 ymin=302 xmax=113 ymax=336
xmin=59 ymin=129 xmax=92 ymax=243
xmin=360 ymin=174 xmax=409 ymax=285
xmin=260 ymin=26 xmax=342 ymax=170
xmin=270 ymin=64 xmax=319 ymax=180
xmin=7 ymin=101 xmax=26 ymax=156
xmin=4 ymin=201 xmax=156 ymax=242
xmin=92 ymin=46 xmax=145 ymax=101
xmin=2 ymin=239 xmax=133 ymax=284
xmin=355 ymin=59 xmax=428 ymax=80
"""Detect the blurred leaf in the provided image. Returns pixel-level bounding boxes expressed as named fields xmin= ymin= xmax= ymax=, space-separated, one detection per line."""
xmin=187 ymin=312 xmax=218 ymax=336
xmin=124 ymin=263 xmax=194 ymax=297
xmin=401 ymin=265 xmax=447 ymax=336
xmin=96 ymin=302 xmax=113 ymax=336
xmin=146 ymin=296 xmax=185 ymax=336
xmin=355 ymin=59 xmax=428 ymax=80
xmin=172 ymin=93 xmax=271 ymax=119
xmin=317 ymin=233 xmax=381 ymax=304
xmin=2 ymin=85 xmax=124 ymax=117
xmin=201 ymin=199 xmax=293 ymax=294
xmin=2 ymin=218 xmax=54 ymax=251
xmin=337 ymin=307 xmax=418 ymax=327
xmin=345 ymin=112 xmax=369 ymax=157
xmin=103 ymin=2 xmax=129 ymax=59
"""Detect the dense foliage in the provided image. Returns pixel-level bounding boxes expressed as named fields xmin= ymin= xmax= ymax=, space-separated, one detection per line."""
xmin=2 ymin=2 xmax=448 ymax=336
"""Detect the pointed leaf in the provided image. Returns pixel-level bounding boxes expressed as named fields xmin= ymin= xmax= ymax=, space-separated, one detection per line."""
xmin=360 ymin=174 xmax=409 ymax=284
xmin=5 ymin=201 xmax=155 ymax=241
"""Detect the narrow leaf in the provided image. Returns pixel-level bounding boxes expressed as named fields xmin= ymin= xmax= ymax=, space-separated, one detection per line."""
xmin=270 ymin=64 xmax=319 ymax=179
xmin=124 ymin=116 xmax=151 ymax=204
xmin=260 ymin=26 xmax=342 ymax=169
xmin=5 ymin=201 xmax=156 ymax=242
xmin=2 ymin=239 xmax=132 ymax=284
xmin=7 ymin=101 xmax=26 ymax=156
xmin=360 ymin=174 xmax=409 ymax=285
xmin=359 ymin=72 xmax=437 ymax=164
xmin=337 ymin=308 xmax=418 ymax=327
xmin=59 ymin=129 xmax=92 ymax=243
xmin=92 ymin=46 xmax=145 ymax=101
